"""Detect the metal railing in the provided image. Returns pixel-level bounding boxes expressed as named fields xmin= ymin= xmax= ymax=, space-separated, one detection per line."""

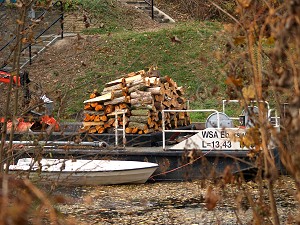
xmin=0 ymin=0 xmax=64 ymax=69
xmin=162 ymin=109 xmax=220 ymax=150
xmin=144 ymin=0 xmax=154 ymax=20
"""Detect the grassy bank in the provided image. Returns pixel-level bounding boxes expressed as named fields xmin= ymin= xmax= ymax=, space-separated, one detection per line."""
xmin=65 ymin=21 xmax=227 ymax=121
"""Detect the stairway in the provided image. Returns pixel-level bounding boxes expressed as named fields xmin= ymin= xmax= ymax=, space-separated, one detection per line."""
xmin=1 ymin=34 xmax=61 ymax=72
xmin=120 ymin=0 xmax=175 ymax=23
xmin=0 ymin=2 xmax=64 ymax=72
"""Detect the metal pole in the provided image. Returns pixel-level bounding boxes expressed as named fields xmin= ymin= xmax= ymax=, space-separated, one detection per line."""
xmin=162 ymin=110 xmax=165 ymax=150
xmin=122 ymin=111 xmax=126 ymax=147
xmin=115 ymin=113 xmax=118 ymax=146
xmin=151 ymin=0 xmax=154 ymax=20
xmin=60 ymin=0 xmax=64 ymax=39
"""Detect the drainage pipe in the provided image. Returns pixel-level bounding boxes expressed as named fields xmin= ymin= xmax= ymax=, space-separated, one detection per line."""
xmin=6 ymin=141 xmax=109 ymax=148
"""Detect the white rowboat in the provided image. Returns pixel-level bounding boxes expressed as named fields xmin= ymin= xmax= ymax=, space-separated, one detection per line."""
xmin=9 ymin=158 xmax=159 ymax=186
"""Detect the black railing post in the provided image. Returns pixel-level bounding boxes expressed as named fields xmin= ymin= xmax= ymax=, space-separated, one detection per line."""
xmin=58 ymin=0 xmax=64 ymax=39
xmin=151 ymin=0 xmax=154 ymax=20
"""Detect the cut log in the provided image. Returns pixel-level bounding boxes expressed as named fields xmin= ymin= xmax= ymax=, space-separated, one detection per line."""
xmin=105 ymin=105 xmax=114 ymax=114
xmin=104 ymin=96 xmax=130 ymax=105
xmin=84 ymin=92 xmax=114 ymax=103
xmin=125 ymin=127 xmax=133 ymax=134
xmin=102 ymin=83 xmax=124 ymax=94
xmin=84 ymin=103 xmax=92 ymax=110
xmin=96 ymin=126 xmax=105 ymax=134
xmin=118 ymin=103 xmax=129 ymax=110
xmin=99 ymin=115 xmax=108 ymax=122
xmin=129 ymin=116 xmax=151 ymax=124
xmin=83 ymin=114 xmax=95 ymax=122
xmin=130 ymin=96 xmax=153 ymax=105
xmin=162 ymin=100 xmax=171 ymax=108
xmin=95 ymin=104 xmax=104 ymax=111
xmin=83 ymin=110 xmax=105 ymax=116
xmin=131 ymin=103 xmax=155 ymax=111
xmin=128 ymin=122 xmax=148 ymax=130
xmin=146 ymin=77 xmax=159 ymax=85
xmin=130 ymin=90 xmax=152 ymax=99
xmin=88 ymin=127 xmax=97 ymax=133
xmin=131 ymin=127 xmax=139 ymax=134
xmin=146 ymin=86 xmax=164 ymax=95
xmin=128 ymin=83 xmax=149 ymax=93
xmin=154 ymin=95 xmax=164 ymax=102
xmin=105 ymin=77 xmax=126 ymax=87
xmin=144 ymin=128 xmax=154 ymax=134
xmin=126 ymin=76 xmax=149 ymax=87
xmin=107 ymin=109 xmax=129 ymax=117
xmin=104 ymin=118 xmax=115 ymax=128
xmin=91 ymin=102 xmax=98 ymax=108
xmin=113 ymin=89 xmax=127 ymax=98
xmin=90 ymin=89 xmax=100 ymax=99
xmin=160 ymin=76 xmax=171 ymax=83
xmin=177 ymin=86 xmax=184 ymax=96
xmin=154 ymin=101 xmax=164 ymax=111
xmin=131 ymin=109 xmax=150 ymax=116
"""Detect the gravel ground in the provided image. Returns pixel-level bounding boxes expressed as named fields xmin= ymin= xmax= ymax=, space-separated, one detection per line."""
xmin=53 ymin=176 xmax=299 ymax=225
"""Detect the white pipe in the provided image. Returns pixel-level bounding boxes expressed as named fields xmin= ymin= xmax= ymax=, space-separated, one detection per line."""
xmin=6 ymin=141 xmax=108 ymax=148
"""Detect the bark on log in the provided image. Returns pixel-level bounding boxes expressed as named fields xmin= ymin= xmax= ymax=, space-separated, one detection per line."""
xmin=131 ymin=109 xmax=150 ymax=116
xmin=83 ymin=110 xmax=105 ymax=116
xmin=130 ymin=96 xmax=153 ymax=105
xmin=102 ymin=83 xmax=124 ymax=94
xmin=104 ymin=96 xmax=130 ymax=105
xmin=105 ymin=77 xmax=126 ymax=87
xmin=154 ymin=95 xmax=164 ymax=102
xmin=128 ymin=122 xmax=148 ymax=130
xmin=131 ymin=103 xmax=155 ymax=111
xmin=128 ymin=83 xmax=149 ymax=93
xmin=129 ymin=116 xmax=151 ymax=124
xmin=146 ymin=86 xmax=164 ymax=95
xmin=130 ymin=90 xmax=152 ymax=99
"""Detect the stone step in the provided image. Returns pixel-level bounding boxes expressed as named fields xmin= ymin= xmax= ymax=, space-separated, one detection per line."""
xmin=120 ymin=0 xmax=174 ymax=24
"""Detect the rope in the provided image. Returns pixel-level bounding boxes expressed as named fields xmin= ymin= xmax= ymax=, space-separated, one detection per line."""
xmin=149 ymin=148 xmax=214 ymax=181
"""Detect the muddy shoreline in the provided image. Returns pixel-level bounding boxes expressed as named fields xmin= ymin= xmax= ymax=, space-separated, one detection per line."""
xmin=52 ymin=176 xmax=299 ymax=224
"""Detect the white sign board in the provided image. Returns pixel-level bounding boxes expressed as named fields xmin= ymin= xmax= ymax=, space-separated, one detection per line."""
xmin=169 ymin=128 xmax=249 ymax=150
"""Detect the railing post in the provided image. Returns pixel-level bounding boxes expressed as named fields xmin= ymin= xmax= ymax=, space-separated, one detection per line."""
xmin=151 ymin=0 xmax=154 ymax=20
xmin=60 ymin=0 xmax=64 ymax=39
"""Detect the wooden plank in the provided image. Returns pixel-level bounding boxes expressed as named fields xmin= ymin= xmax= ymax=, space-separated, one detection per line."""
xmin=84 ymin=92 xmax=114 ymax=103
xmin=82 ymin=121 xmax=105 ymax=126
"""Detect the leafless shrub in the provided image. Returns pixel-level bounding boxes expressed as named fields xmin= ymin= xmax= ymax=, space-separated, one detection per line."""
xmin=215 ymin=0 xmax=300 ymax=224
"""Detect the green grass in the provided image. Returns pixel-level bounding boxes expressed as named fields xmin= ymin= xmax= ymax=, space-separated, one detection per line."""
xmin=63 ymin=1 xmax=229 ymax=122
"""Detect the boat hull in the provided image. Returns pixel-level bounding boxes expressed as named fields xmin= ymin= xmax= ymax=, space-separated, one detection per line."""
xmin=9 ymin=159 xmax=158 ymax=186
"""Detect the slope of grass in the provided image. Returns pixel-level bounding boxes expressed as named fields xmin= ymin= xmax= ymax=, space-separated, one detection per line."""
xmin=66 ymin=21 xmax=227 ymax=121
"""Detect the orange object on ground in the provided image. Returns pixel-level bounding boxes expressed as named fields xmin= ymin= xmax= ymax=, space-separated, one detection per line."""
xmin=40 ymin=115 xmax=60 ymax=132
xmin=0 ymin=118 xmax=34 ymax=133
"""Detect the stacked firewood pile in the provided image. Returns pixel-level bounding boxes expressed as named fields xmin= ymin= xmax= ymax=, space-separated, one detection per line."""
xmin=82 ymin=69 xmax=190 ymax=134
